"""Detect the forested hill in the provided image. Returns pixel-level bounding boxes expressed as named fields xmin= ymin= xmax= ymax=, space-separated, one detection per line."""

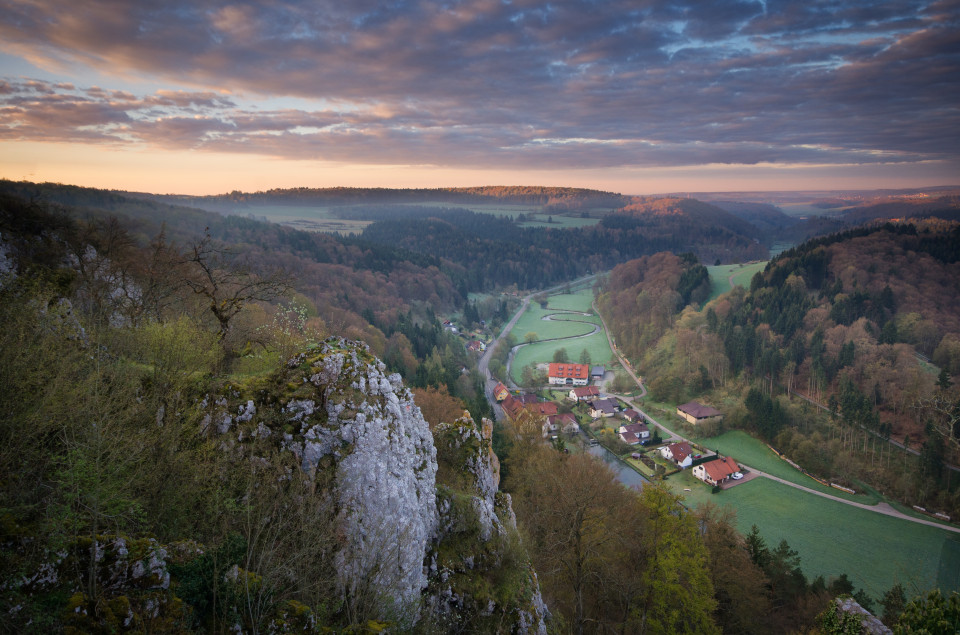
xmin=137 ymin=185 xmax=632 ymax=212
xmin=354 ymin=203 xmax=767 ymax=290
xmin=838 ymin=195 xmax=960 ymax=226
xmin=707 ymin=219 xmax=960 ymax=455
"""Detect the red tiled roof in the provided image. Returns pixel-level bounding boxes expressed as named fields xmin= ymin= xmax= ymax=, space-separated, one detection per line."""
xmin=531 ymin=402 xmax=559 ymax=416
xmin=702 ymin=456 xmax=739 ymax=482
xmin=548 ymin=363 xmax=590 ymax=379
xmin=573 ymin=386 xmax=600 ymax=398
xmin=501 ymin=396 xmax=524 ymax=419
xmin=667 ymin=442 xmax=693 ymax=463
xmin=548 ymin=413 xmax=577 ymax=427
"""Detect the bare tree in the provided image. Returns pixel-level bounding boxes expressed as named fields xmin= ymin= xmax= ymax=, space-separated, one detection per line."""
xmin=181 ymin=230 xmax=292 ymax=342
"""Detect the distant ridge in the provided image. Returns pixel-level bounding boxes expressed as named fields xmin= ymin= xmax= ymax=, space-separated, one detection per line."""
xmin=138 ymin=185 xmax=632 ymax=212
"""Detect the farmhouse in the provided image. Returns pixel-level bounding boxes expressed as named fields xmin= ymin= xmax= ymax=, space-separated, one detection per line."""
xmin=692 ymin=456 xmax=740 ymax=486
xmin=502 ymin=393 xmax=558 ymax=420
xmin=677 ymin=401 xmax=723 ymax=425
xmin=659 ymin=442 xmax=694 ymax=469
xmin=569 ymin=385 xmax=600 ymax=402
xmin=618 ymin=422 xmax=650 ymax=443
xmin=493 ymin=382 xmax=510 ymax=402
xmin=550 ymin=413 xmax=579 ymax=433
xmin=548 ymin=363 xmax=590 ymax=386
xmin=588 ymin=398 xmax=618 ymax=419
xmin=466 ymin=340 xmax=486 ymax=353
xmin=530 ymin=401 xmax=559 ymax=417
xmin=501 ymin=395 xmax=525 ymax=420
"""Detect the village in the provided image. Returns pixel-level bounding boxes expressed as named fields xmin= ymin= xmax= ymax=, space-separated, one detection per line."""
xmin=489 ymin=361 xmax=747 ymax=490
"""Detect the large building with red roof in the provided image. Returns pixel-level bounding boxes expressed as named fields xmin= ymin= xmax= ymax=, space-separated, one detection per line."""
xmin=548 ymin=363 xmax=590 ymax=386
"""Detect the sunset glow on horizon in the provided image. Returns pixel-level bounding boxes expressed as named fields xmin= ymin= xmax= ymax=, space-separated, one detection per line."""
xmin=2 ymin=1 xmax=958 ymax=196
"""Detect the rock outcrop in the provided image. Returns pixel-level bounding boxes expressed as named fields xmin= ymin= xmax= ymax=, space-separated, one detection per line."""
xmin=204 ymin=338 xmax=548 ymax=631
xmin=10 ymin=337 xmax=546 ymax=631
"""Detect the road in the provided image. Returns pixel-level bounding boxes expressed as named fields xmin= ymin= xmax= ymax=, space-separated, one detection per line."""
xmin=478 ymin=277 xmax=960 ymax=535
xmin=478 ymin=274 xmax=599 ymax=419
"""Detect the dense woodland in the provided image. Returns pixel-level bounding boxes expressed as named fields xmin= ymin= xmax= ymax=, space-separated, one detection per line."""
xmin=144 ymin=185 xmax=632 ymax=214
xmin=601 ymin=221 xmax=960 ymax=520
xmin=3 ymin=181 xmax=960 ymax=632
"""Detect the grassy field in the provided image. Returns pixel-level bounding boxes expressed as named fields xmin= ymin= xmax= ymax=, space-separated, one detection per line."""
xmin=231 ymin=204 xmax=373 ymax=234
xmin=665 ymin=471 xmax=960 ymax=599
xmin=705 ymin=261 xmax=768 ymax=303
xmin=507 ymin=288 xmax=616 ymax=384
xmin=692 ymin=431 xmax=878 ymax=504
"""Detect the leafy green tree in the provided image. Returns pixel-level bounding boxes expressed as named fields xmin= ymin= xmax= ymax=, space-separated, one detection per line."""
xmin=817 ymin=600 xmax=869 ymax=634
xmin=632 ymin=485 xmax=719 ymax=634
xmin=895 ymin=589 xmax=960 ymax=634
xmin=881 ymin=583 xmax=907 ymax=626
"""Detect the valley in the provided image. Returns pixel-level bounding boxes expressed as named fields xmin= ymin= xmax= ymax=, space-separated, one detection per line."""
xmin=491 ymin=278 xmax=960 ymax=603
xmin=2 ymin=180 xmax=959 ymax=632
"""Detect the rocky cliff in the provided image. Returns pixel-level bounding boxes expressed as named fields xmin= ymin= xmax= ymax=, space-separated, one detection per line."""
xmin=10 ymin=337 xmax=547 ymax=632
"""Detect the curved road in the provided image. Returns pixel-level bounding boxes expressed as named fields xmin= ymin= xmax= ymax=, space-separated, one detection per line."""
xmin=478 ymin=275 xmax=599 ymax=417
xmin=592 ymin=297 xmax=960 ymax=534
xmin=478 ymin=278 xmax=960 ymax=534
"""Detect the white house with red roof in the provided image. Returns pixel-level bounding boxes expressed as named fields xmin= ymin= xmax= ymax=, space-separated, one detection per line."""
xmin=569 ymin=385 xmax=600 ymax=402
xmin=692 ymin=456 xmax=740 ymax=486
xmin=659 ymin=442 xmax=694 ymax=469
xmin=548 ymin=363 xmax=590 ymax=386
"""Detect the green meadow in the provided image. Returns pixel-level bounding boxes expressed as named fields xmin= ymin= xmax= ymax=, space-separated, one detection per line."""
xmin=666 ymin=470 xmax=960 ymax=600
xmin=692 ymin=430 xmax=876 ymax=503
xmin=506 ymin=289 xmax=616 ymax=384
xmin=705 ymin=261 xmax=768 ymax=303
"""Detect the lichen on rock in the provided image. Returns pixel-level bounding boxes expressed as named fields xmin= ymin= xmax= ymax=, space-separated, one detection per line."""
xmin=200 ymin=337 xmax=439 ymax=620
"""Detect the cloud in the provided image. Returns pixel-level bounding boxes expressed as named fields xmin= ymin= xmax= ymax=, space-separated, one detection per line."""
xmin=0 ymin=0 xmax=956 ymax=172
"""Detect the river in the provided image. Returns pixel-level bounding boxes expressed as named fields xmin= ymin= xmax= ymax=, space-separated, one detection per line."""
xmin=585 ymin=440 xmax=649 ymax=490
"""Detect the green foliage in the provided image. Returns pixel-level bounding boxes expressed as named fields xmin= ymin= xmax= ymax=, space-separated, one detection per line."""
xmin=895 ymin=589 xmax=960 ymax=634
xmin=818 ymin=600 xmax=870 ymax=634
xmin=169 ymin=533 xmax=247 ymax=627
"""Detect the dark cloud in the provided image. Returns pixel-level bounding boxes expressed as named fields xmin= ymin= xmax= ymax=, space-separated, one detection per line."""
xmin=0 ymin=0 xmax=956 ymax=171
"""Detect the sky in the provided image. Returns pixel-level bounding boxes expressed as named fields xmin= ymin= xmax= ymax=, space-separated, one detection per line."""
xmin=1 ymin=0 xmax=958 ymax=195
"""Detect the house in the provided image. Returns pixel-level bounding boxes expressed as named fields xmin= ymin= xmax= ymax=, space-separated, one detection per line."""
xmin=493 ymin=382 xmax=510 ymax=402
xmin=548 ymin=363 xmax=590 ymax=386
xmin=466 ymin=340 xmax=486 ymax=353
xmin=659 ymin=442 xmax=694 ymax=469
xmin=692 ymin=456 xmax=740 ymax=486
xmin=502 ymin=393 xmax=558 ymax=419
xmin=542 ymin=419 xmax=559 ymax=438
xmin=588 ymin=398 xmax=618 ymax=419
xmin=548 ymin=413 xmax=579 ymax=435
xmin=622 ymin=409 xmax=643 ymax=424
xmin=501 ymin=395 xmax=525 ymax=420
xmin=530 ymin=401 xmax=559 ymax=417
xmin=591 ymin=366 xmax=606 ymax=380
xmin=677 ymin=401 xmax=723 ymax=425
xmin=619 ymin=431 xmax=640 ymax=445
xmin=569 ymin=385 xmax=600 ymax=402
xmin=618 ymin=422 xmax=650 ymax=442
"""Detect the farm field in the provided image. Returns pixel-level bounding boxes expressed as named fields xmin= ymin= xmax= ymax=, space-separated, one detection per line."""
xmin=665 ymin=471 xmax=960 ymax=600
xmin=230 ymin=204 xmax=373 ymax=234
xmin=506 ymin=288 xmax=616 ymax=384
xmin=705 ymin=261 xmax=767 ymax=303
xmin=693 ymin=431 xmax=878 ymax=504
